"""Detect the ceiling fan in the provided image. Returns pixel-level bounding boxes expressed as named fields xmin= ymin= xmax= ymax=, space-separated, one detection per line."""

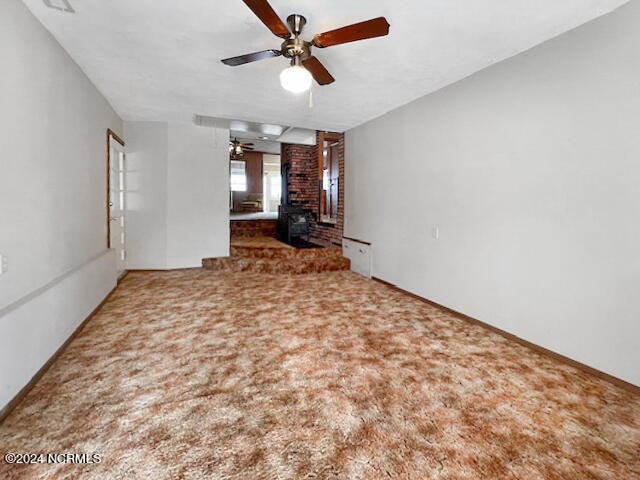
xmin=221 ymin=0 xmax=390 ymax=93
xmin=229 ymin=137 xmax=254 ymax=158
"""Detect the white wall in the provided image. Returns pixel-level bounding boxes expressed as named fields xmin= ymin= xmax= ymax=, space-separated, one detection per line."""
xmin=0 ymin=251 xmax=116 ymax=411
xmin=125 ymin=121 xmax=230 ymax=269
xmin=345 ymin=1 xmax=640 ymax=386
xmin=167 ymin=123 xmax=230 ymax=268
xmin=125 ymin=122 xmax=169 ymax=269
xmin=0 ymin=0 xmax=122 ymax=409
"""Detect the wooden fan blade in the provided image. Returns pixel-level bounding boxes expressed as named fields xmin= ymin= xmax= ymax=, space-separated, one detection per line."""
xmin=221 ymin=49 xmax=282 ymax=66
xmin=312 ymin=17 xmax=390 ymax=48
xmin=302 ymin=56 xmax=335 ymax=85
xmin=242 ymin=0 xmax=290 ymax=39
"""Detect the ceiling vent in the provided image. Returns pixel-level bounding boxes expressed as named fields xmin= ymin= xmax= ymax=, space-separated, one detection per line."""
xmin=43 ymin=0 xmax=75 ymax=13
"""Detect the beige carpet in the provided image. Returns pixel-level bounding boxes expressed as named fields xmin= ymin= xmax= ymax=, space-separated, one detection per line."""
xmin=1 ymin=269 xmax=638 ymax=479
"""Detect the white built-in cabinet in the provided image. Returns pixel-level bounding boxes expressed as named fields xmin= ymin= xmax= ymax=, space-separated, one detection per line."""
xmin=342 ymin=238 xmax=371 ymax=278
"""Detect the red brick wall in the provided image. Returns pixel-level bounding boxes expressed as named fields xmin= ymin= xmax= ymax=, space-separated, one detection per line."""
xmin=281 ymin=142 xmax=317 ymax=212
xmin=281 ymin=132 xmax=344 ymax=246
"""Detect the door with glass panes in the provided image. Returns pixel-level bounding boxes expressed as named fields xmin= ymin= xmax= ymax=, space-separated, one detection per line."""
xmin=108 ymin=133 xmax=126 ymax=277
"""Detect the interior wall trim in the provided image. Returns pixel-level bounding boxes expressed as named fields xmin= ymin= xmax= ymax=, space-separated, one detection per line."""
xmin=107 ymin=128 xmax=125 ymax=147
xmin=0 ymin=250 xmax=112 ymax=318
xmin=125 ymin=268 xmax=202 ymax=273
xmin=372 ymin=276 xmax=640 ymax=395
xmin=341 ymin=236 xmax=371 ymax=245
xmin=0 ymin=272 xmax=127 ymax=425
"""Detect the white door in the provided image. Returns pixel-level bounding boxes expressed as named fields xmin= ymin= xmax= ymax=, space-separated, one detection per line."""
xmin=108 ymin=135 xmax=126 ymax=277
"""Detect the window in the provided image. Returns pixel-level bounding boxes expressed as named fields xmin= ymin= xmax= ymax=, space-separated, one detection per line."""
xmin=230 ymin=160 xmax=247 ymax=192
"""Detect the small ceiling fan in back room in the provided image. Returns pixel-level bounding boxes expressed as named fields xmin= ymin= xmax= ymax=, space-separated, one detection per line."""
xmin=221 ymin=0 xmax=390 ymax=93
xmin=229 ymin=137 xmax=254 ymax=159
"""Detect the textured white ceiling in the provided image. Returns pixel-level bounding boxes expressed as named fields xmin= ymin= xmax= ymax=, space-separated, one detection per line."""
xmin=22 ymin=0 xmax=628 ymax=132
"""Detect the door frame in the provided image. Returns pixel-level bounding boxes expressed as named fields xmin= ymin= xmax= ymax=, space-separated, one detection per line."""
xmin=318 ymin=131 xmax=341 ymax=224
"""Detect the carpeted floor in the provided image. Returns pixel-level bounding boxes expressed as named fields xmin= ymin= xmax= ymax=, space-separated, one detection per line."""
xmin=1 ymin=269 xmax=639 ymax=479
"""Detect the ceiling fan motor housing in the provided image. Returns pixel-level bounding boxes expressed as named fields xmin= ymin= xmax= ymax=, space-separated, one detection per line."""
xmin=281 ymin=14 xmax=311 ymax=61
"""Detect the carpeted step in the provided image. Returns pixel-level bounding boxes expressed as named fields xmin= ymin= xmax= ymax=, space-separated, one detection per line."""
xmin=204 ymin=234 xmax=350 ymax=274
xmin=230 ymin=245 xmax=343 ymax=260
xmin=202 ymin=255 xmax=350 ymax=274
xmin=230 ymin=220 xmax=277 ymax=238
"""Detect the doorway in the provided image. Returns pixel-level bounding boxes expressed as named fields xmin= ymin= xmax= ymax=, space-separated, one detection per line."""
xmin=263 ymin=154 xmax=281 ymax=213
xmin=107 ymin=130 xmax=126 ymax=278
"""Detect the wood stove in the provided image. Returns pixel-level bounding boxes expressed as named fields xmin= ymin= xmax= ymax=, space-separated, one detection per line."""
xmin=277 ymin=204 xmax=310 ymax=244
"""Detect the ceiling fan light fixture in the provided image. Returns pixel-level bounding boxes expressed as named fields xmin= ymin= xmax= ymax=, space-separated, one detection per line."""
xmin=280 ymin=64 xmax=312 ymax=94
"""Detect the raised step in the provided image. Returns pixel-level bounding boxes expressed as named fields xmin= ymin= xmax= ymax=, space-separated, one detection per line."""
xmin=202 ymin=255 xmax=350 ymax=274
xmin=230 ymin=219 xmax=277 ymax=238
xmin=230 ymin=244 xmax=343 ymax=260
xmin=229 ymin=246 xmax=343 ymax=259
xmin=203 ymin=235 xmax=350 ymax=274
